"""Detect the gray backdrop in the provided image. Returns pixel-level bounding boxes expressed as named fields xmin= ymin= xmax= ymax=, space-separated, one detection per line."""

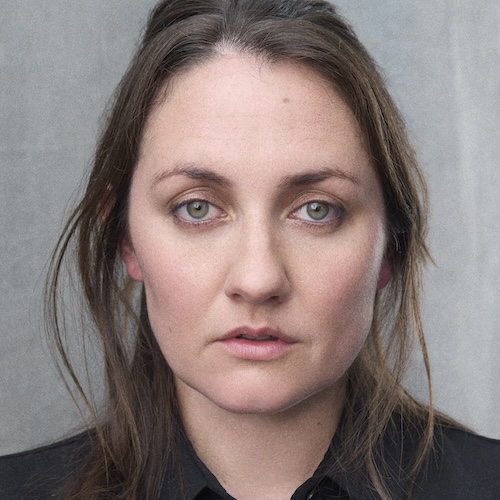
xmin=1 ymin=1 xmax=499 ymax=455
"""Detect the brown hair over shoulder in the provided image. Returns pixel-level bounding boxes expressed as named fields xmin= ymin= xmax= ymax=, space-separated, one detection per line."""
xmin=46 ymin=1 xmax=454 ymax=498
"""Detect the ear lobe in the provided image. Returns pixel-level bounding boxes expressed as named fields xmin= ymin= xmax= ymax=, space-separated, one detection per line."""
xmin=376 ymin=256 xmax=393 ymax=290
xmin=120 ymin=240 xmax=144 ymax=282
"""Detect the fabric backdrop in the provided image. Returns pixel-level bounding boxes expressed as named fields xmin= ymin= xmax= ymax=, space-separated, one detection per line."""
xmin=1 ymin=1 xmax=499 ymax=454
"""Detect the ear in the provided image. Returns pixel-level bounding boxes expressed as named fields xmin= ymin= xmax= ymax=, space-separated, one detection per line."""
xmin=99 ymin=185 xmax=114 ymax=221
xmin=120 ymin=239 xmax=144 ymax=282
xmin=376 ymin=255 xmax=393 ymax=290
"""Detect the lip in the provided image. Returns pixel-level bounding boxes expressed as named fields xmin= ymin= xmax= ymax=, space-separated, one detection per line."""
xmin=218 ymin=326 xmax=297 ymax=361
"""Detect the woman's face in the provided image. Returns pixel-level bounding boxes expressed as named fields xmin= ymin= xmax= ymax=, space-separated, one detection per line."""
xmin=122 ymin=54 xmax=391 ymax=415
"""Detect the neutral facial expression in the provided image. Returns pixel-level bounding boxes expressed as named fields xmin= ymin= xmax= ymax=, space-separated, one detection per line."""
xmin=122 ymin=54 xmax=391 ymax=415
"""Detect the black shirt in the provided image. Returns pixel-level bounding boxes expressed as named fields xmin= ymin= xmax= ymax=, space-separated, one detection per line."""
xmin=1 ymin=425 xmax=500 ymax=499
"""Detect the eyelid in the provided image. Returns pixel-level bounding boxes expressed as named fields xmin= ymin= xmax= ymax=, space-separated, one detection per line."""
xmin=289 ymin=199 xmax=346 ymax=226
xmin=171 ymin=197 xmax=227 ymax=225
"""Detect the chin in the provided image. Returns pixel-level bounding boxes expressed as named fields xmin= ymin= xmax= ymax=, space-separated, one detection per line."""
xmin=213 ymin=395 xmax=298 ymax=416
xmin=184 ymin=375 xmax=304 ymax=416
xmin=175 ymin=367 xmax=346 ymax=419
xmin=204 ymin=378 xmax=341 ymax=417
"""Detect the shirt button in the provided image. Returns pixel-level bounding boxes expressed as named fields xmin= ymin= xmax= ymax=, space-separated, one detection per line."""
xmin=306 ymin=493 xmax=316 ymax=500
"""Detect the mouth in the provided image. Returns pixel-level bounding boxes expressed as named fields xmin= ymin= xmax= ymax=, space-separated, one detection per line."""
xmin=236 ymin=333 xmax=279 ymax=341
xmin=221 ymin=326 xmax=295 ymax=344
xmin=217 ymin=326 xmax=296 ymax=361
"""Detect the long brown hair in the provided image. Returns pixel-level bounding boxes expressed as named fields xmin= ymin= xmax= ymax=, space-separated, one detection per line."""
xmin=47 ymin=1 xmax=453 ymax=498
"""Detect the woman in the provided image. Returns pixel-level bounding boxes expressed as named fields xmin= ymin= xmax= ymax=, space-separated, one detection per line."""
xmin=1 ymin=0 xmax=499 ymax=499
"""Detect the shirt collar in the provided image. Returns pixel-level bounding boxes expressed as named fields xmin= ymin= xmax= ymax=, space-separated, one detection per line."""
xmin=159 ymin=416 xmax=418 ymax=500
xmin=159 ymin=430 xmax=210 ymax=499
xmin=322 ymin=415 xmax=424 ymax=500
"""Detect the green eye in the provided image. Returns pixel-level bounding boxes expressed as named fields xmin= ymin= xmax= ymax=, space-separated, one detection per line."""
xmin=306 ymin=202 xmax=330 ymax=220
xmin=173 ymin=199 xmax=226 ymax=225
xmin=186 ymin=200 xmax=210 ymax=219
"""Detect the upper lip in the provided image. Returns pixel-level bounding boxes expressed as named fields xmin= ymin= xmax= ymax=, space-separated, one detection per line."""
xmin=220 ymin=326 xmax=296 ymax=343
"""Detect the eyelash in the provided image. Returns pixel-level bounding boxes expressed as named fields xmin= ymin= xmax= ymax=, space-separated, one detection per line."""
xmin=171 ymin=198 xmax=345 ymax=229
xmin=290 ymin=200 xmax=345 ymax=228
xmin=171 ymin=199 xmax=226 ymax=226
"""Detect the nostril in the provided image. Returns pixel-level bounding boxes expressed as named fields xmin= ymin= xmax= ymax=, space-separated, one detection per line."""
xmin=223 ymin=238 xmax=291 ymax=304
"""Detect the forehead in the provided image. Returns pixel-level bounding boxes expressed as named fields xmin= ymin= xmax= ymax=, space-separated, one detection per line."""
xmin=138 ymin=53 xmax=373 ymax=187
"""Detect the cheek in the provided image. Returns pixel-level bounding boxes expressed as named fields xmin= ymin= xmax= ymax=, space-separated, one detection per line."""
xmin=140 ymin=262 xmax=200 ymax=364
xmin=311 ymin=269 xmax=377 ymax=379
xmin=310 ymin=245 xmax=381 ymax=305
xmin=143 ymin=259 xmax=198 ymax=319
xmin=307 ymin=247 xmax=383 ymax=341
xmin=137 ymin=245 xmax=223 ymax=344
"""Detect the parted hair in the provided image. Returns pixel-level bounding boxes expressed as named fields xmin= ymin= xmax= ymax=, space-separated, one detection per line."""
xmin=47 ymin=1 xmax=454 ymax=498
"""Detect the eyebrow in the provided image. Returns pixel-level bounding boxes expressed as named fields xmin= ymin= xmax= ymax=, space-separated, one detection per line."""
xmin=151 ymin=164 xmax=360 ymax=190
xmin=151 ymin=164 xmax=233 ymax=188
xmin=278 ymin=166 xmax=361 ymax=189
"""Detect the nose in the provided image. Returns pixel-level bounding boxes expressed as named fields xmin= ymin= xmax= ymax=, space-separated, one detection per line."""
xmin=224 ymin=222 xmax=291 ymax=306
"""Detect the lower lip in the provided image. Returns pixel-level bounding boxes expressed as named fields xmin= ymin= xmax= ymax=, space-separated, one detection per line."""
xmin=218 ymin=338 xmax=296 ymax=361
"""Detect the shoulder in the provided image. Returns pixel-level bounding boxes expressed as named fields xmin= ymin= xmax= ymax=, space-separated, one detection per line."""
xmin=0 ymin=432 xmax=90 ymax=499
xmin=415 ymin=426 xmax=500 ymax=499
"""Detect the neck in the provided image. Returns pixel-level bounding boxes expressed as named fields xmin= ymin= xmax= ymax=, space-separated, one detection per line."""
xmin=178 ymin=383 xmax=345 ymax=500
